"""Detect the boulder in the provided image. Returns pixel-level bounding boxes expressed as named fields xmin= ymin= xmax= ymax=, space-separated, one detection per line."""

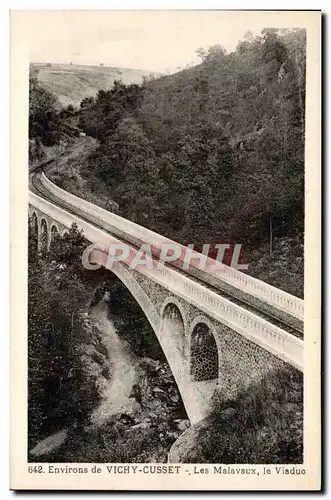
xmin=168 ymin=418 xmax=209 ymax=463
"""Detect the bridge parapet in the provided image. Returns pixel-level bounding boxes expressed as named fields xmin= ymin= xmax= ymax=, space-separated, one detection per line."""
xmin=39 ymin=172 xmax=303 ymax=323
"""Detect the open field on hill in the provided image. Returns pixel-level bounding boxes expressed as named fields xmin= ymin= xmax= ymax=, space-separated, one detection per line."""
xmin=32 ymin=62 xmax=161 ymax=107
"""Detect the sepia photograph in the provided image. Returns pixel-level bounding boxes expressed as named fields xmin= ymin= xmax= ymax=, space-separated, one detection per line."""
xmin=10 ymin=9 xmax=321 ymax=490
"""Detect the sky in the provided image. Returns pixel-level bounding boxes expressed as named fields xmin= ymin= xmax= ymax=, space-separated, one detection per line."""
xmin=24 ymin=10 xmax=306 ymax=73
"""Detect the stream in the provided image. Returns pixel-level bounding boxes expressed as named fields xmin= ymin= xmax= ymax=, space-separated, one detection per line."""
xmin=89 ymin=300 xmax=138 ymax=425
xmin=30 ymin=299 xmax=138 ymax=457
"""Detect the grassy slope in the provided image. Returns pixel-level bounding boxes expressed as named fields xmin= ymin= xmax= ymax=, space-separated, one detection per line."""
xmin=203 ymin=367 xmax=303 ymax=464
xmin=32 ymin=63 xmax=161 ymax=107
xmin=171 ymin=367 xmax=303 ymax=464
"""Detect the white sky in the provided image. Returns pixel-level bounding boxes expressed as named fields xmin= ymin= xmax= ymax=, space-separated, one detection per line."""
xmin=24 ymin=10 xmax=307 ymax=73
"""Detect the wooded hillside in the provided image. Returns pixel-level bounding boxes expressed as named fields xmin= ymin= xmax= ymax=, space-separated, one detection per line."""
xmin=78 ymin=29 xmax=305 ymax=261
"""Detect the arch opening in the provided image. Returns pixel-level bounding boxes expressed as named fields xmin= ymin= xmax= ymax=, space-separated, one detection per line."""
xmin=161 ymin=302 xmax=185 ymax=356
xmin=190 ymin=323 xmax=219 ymax=382
xmin=40 ymin=219 xmax=49 ymax=253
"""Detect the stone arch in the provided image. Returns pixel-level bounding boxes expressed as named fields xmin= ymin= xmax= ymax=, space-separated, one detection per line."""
xmin=39 ymin=218 xmax=49 ymax=252
xmin=189 ymin=316 xmax=219 ymax=382
xmin=85 ymin=253 xmax=218 ymax=423
xmin=160 ymin=298 xmax=187 ymax=357
xmin=108 ymin=262 xmax=193 ymax=420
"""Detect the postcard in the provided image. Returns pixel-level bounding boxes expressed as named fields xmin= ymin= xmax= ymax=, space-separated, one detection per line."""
xmin=10 ymin=9 xmax=321 ymax=490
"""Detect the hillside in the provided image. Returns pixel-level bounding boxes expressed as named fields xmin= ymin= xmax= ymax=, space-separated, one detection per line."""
xmin=31 ymin=63 xmax=161 ymax=107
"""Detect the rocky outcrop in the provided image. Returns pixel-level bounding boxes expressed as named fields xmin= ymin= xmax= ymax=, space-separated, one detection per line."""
xmin=168 ymin=409 xmax=237 ymax=463
xmin=168 ymin=418 xmax=210 ymax=463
